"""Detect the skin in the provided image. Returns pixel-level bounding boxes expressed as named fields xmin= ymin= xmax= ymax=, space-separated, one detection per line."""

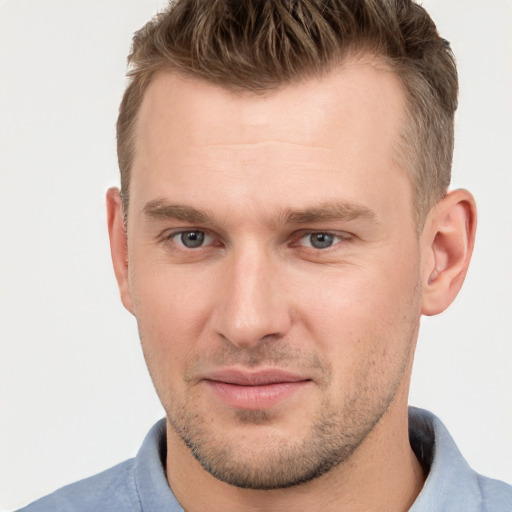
xmin=107 ymin=59 xmax=476 ymax=511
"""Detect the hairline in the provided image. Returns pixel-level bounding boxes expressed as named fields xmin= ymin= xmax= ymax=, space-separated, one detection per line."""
xmin=121 ymin=53 xmax=428 ymax=232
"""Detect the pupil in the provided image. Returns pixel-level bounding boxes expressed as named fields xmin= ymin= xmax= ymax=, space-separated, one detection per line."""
xmin=181 ymin=231 xmax=205 ymax=248
xmin=311 ymin=233 xmax=334 ymax=249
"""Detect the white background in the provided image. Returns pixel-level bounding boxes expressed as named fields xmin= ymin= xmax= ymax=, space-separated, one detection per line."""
xmin=1 ymin=1 xmax=511 ymax=510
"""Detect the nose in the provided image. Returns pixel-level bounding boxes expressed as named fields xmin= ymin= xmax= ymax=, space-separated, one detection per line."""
xmin=211 ymin=245 xmax=293 ymax=349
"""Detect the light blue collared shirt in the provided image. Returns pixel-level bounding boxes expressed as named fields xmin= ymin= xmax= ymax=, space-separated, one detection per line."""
xmin=18 ymin=407 xmax=512 ymax=511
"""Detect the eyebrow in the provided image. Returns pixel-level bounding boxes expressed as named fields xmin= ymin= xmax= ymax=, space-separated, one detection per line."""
xmin=142 ymin=200 xmax=212 ymax=224
xmin=142 ymin=199 xmax=377 ymax=226
xmin=282 ymin=202 xmax=377 ymax=225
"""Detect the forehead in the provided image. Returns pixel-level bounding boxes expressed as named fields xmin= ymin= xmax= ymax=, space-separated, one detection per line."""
xmin=130 ymin=60 xmax=412 ymax=227
xmin=135 ymin=58 xmax=406 ymax=152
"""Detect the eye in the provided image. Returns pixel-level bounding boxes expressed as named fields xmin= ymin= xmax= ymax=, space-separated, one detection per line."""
xmin=299 ymin=232 xmax=345 ymax=249
xmin=172 ymin=230 xmax=211 ymax=249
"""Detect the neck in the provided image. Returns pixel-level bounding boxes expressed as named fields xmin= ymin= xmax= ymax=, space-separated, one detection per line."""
xmin=166 ymin=401 xmax=425 ymax=512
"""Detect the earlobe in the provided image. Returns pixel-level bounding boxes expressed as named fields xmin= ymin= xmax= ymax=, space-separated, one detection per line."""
xmin=421 ymin=189 xmax=477 ymax=316
xmin=106 ymin=187 xmax=134 ymax=315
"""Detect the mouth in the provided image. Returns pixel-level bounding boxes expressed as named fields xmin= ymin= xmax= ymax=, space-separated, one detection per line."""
xmin=201 ymin=369 xmax=312 ymax=410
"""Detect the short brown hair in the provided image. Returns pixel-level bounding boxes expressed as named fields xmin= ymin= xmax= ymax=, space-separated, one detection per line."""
xmin=117 ymin=0 xmax=458 ymax=225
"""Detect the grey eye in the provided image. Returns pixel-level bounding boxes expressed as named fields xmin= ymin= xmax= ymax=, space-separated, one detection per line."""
xmin=180 ymin=231 xmax=205 ymax=248
xmin=309 ymin=233 xmax=334 ymax=249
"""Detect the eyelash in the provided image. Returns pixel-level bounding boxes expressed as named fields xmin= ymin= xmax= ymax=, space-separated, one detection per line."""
xmin=161 ymin=229 xmax=352 ymax=252
xmin=292 ymin=231 xmax=352 ymax=250
xmin=163 ymin=229 xmax=217 ymax=249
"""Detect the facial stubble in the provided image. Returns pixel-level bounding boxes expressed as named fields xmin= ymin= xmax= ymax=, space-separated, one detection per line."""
xmin=155 ymin=338 xmax=412 ymax=490
xmin=137 ymin=261 xmax=422 ymax=490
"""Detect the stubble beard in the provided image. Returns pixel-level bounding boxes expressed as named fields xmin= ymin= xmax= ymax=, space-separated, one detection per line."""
xmin=143 ymin=284 xmax=421 ymax=491
xmin=159 ymin=341 xmax=406 ymax=490
xmin=166 ymin=390 xmax=394 ymax=490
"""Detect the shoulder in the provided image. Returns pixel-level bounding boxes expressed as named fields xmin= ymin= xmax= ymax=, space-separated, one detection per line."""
xmin=475 ymin=473 xmax=512 ymax=511
xmin=17 ymin=458 xmax=141 ymax=512
xmin=17 ymin=419 xmax=177 ymax=512
xmin=409 ymin=407 xmax=512 ymax=511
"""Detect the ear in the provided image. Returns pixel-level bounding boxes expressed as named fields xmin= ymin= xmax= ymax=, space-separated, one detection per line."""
xmin=106 ymin=187 xmax=134 ymax=315
xmin=421 ymin=189 xmax=477 ymax=316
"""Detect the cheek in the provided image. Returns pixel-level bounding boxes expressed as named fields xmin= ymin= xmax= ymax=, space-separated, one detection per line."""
xmin=129 ymin=258 xmax=217 ymax=377
xmin=292 ymin=252 xmax=421 ymax=366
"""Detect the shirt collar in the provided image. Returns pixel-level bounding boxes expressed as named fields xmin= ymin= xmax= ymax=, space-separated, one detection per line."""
xmin=408 ymin=406 xmax=485 ymax=511
xmin=133 ymin=408 xmax=488 ymax=511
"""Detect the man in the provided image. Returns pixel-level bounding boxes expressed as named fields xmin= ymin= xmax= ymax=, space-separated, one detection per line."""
xmin=18 ymin=0 xmax=512 ymax=510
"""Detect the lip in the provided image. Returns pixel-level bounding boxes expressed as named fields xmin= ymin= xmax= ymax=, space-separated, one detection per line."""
xmin=201 ymin=368 xmax=312 ymax=410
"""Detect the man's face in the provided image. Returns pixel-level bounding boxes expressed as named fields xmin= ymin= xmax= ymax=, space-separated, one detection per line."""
xmin=124 ymin=60 xmax=423 ymax=489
